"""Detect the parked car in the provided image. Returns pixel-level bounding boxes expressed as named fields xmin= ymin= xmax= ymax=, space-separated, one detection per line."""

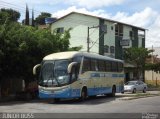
xmin=122 ymin=80 xmax=147 ymax=93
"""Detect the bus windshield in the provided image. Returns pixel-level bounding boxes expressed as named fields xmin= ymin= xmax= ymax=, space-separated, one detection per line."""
xmin=39 ymin=60 xmax=70 ymax=87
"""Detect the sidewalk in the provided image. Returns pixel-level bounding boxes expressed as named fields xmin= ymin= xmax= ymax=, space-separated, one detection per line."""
xmin=116 ymin=91 xmax=160 ymax=100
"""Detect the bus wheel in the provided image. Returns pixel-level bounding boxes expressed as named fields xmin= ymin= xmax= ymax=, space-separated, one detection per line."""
xmin=80 ymin=88 xmax=87 ymax=101
xmin=110 ymin=86 xmax=116 ymax=97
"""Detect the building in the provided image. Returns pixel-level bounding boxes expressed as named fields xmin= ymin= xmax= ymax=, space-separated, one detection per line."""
xmin=51 ymin=12 xmax=146 ymax=59
xmin=145 ymin=47 xmax=160 ymax=81
xmin=51 ymin=12 xmax=146 ymax=81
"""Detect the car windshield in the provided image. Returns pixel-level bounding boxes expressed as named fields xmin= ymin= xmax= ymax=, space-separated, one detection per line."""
xmin=39 ymin=60 xmax=70 ymax=87
xmin=125 ymin=81 xmax=137 ymax=85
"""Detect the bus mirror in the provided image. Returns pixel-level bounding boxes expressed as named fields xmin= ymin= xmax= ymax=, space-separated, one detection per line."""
xmin=68 ymin=62 xmax=78 ymax=74
xmin=33 ymin=64 xmax=41 ymax=75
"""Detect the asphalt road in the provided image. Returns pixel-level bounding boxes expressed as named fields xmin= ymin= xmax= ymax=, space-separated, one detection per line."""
xmin=0 ymin=95 xmax=160 ymax=118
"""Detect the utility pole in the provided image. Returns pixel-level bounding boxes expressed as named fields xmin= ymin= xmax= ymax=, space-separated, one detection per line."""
xmin=87 ymin=27 xmax=90 ymax=52
xmin=152 ymin=45 xmax=154 ymax=80
xmin=87 ymin=25 xmax=100 ymax=53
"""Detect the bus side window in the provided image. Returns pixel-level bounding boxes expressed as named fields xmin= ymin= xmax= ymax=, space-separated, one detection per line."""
xmin=118 ymin=62 xmax=123 ymax=72
xmin=111 ymin=62 xmax=118 ymax=72
xmin=98 ymin=60 xmax=105 ymax=72
xmin=82 ymin=57 xmax=91 ymax=73
xmin=106 ymin=61 xmax=111 ymax=72
xmin=91 ymin=59 xmax=97 ymax=71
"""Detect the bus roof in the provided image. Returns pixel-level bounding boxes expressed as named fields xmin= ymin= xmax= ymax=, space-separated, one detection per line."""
xmin=43 ymin=51 xmax=123 ymax=63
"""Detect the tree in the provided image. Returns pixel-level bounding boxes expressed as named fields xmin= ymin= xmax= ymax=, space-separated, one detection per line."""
xmin=0 ymin=22 xmax=71 ymax=83
xmin=25 ymin=4 xmax=29 ymax=25
xmin=35 ymin=12 xmax=51 ymax=25
xmin=145 ymin=62 xmax=160 ymax=73
xmin=0 ymin=8 xmax=20 ymax=22
xmin=32 ymin=9 xmax=34 ymax=26
xmin=68 ymin=46 xmax=83 ymax=51
xmin=124 ymin=47 xmax=153 ymax=80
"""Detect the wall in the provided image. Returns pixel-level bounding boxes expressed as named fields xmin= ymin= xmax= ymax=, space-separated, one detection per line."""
xmin=51 ymin=13 xmax=145 ymax=57
xmin=51 ymin=13 xmax=99 ymax=53
xmin=145 ymin=70 xmax=160 ymax=80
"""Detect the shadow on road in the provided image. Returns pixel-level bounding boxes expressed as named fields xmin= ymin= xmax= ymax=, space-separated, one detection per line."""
xmin=51 ymin=95 xmax=118 ymax=105
xmin=0 ymin=94 xmax=124 ymax=106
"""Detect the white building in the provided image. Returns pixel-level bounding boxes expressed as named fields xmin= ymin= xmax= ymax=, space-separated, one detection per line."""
xmin=51 ymin=12 xmax=146 ymax=60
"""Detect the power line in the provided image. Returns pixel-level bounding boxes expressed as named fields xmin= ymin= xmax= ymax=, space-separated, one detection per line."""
xmin=0 ymin=0 xmax=41 ymax=14
xmin=89 ymin=30 xmax=106 ymax=50
xmin=0 ymin=4 xmax=40 ymax=16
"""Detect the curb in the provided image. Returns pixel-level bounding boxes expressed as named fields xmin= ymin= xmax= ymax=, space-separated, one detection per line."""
xmin=118 ymin=94 xmax=160 ymax=100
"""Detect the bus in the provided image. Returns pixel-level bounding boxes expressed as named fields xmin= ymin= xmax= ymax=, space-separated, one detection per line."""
xmin=33 ymin=51 xmax=124 ymax=101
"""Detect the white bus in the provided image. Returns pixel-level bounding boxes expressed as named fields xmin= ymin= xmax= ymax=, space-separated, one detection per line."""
xmin=33 ymin=51 xmax=124 ymax=101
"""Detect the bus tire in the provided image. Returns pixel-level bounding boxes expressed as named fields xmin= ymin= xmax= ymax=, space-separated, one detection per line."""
xmin=109 ymin=85 xmax=116 ymax=97
xmin=80 ymin=87 xmax=87 ymax=101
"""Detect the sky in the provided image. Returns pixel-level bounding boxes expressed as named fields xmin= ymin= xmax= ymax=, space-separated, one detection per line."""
xmin=0 ymin=0 xmax=160 ymax=48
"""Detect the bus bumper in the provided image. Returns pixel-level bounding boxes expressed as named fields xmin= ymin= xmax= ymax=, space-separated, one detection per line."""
xmin=39 ymin=88 xmax=80 ymax=99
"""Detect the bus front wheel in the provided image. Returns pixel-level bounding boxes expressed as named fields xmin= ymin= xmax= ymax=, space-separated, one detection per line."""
xmin=80 ymin=88 xmax=87 ymax=101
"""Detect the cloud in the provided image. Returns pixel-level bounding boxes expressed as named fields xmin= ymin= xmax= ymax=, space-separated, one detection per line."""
xmin=52 ymin=6 xmax=111 ymax=18
xmin=112 ymin=7 xmax=157 ymax=27
xmin=68 ymin=0 xmax=125 ymax=9
xmin=110 ymin=7 xmax=160 ymax=47
xmin=52 ymin=6 xmax=160 ymax=48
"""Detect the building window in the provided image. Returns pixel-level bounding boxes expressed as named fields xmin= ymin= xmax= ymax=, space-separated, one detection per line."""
xmin=130 ymin=31 xmax=134 ymax=40
xmin=110 ymin=46 xmax=115 ymax=54
xmin=56 ymin=27 xmax=64 ymax=33
xmin=115 ymin=25 xmax=118 ymax=36
xmin=119 ymin=24 xmax=123 ymax=37
xmin=111 ymin=26 xmax=113 ymax=30
xmin=104 ymin=45 xmax=109 ymax=53
xmin=115 ymin=24 xmax=123 ymax=37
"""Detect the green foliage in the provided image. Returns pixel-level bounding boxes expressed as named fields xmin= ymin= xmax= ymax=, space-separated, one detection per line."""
xmin=124 ymin=47 xmax=152 ymax=67
xmin=25 ymin=4 xmax=29 ymax=25
xmin=0 ymin=22 xmax=70 ymax=82
xmin=35 ymin=12 xmax=51 ymax=25
xmin=0 ymin=8 xmax=20 ymax=23
xmin=145 ymin=63 xmax=154 ymax=70
xmin=154 ymin=63 xmax=160 ymax=73
xmin=68 ymin=46 xmax=83 ymax=51
xmin=124 ymin=47 xmax=153 ymax=78
xmin=145 ymin=63 xmax=160 ymax=73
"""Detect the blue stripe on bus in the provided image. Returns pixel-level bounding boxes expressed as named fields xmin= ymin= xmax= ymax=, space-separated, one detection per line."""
xmin=39 ymin=85 xmax=124 ymax=99
xmin=91 ymin=73 xmax=100 ymax=77
xmin=39 ymin=88 xmax=81 ymax=99
xmin=91 ymin=73 xmax=124 ymax=78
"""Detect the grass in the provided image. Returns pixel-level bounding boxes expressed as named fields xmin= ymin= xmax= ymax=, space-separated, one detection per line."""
xmin=135 ymin=93 xmax=159 ymax=97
